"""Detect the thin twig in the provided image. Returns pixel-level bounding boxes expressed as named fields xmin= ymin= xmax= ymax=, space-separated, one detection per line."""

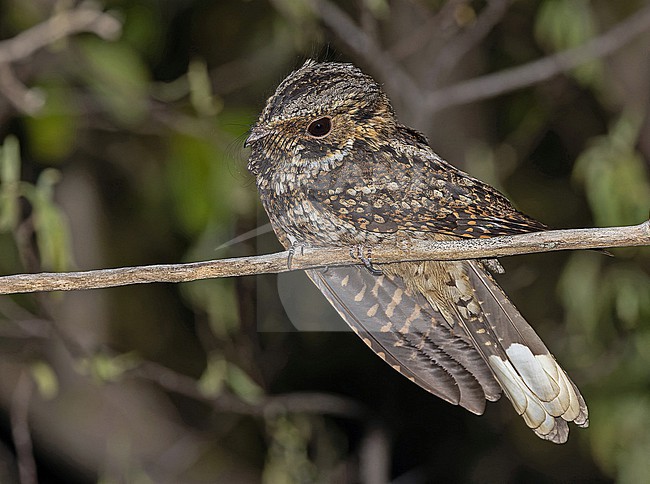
xmin=0 ymin=3 xmax=121 ymax=64
xmin=0 ymin=3 xmax=121 ymax=115
xmin=308 ymin=0 xmax=423 ymax=112
xmin=389 ymin=11 xmax=440 ymax=60
xmin=0 ymin=64 xmax=44 ymax=114
xmin=426 ymin=0 xmax=511 ymax=84
xmin=133 ymin=361 xmax=365 ymax=418
xmin=10 ymin=372 xmax=37 ymax=484
xmin=0 ymin=221 xmax=648 ymax=295
xmin=424 ymin=3 xmax=650 ymax=112
xmin=359 ymin=424 xmax=391 ymax=484
xmin=388 ymin=0 xmax=472 ymax=60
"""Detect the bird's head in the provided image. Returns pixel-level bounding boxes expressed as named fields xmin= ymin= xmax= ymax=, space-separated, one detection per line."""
xmin=246 ymin=60 xmax=396 ymax=176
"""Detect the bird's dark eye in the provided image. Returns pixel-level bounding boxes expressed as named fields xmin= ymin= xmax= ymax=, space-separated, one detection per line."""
xmin=307 ymin=117 xmax=332 ymax=138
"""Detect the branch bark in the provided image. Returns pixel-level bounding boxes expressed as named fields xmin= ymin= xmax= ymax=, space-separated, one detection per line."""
xmin=425 ymin=0 xmax=511 ymax=85
xmin=134 ymin=361 xmax=365 ymax=418
xmin=0 ymin=221 xmax=648 ymax=295
xmin=309 ymin=0 xmax=650 ymax=117
xmin=424 ymin=3 xmax=650 ymax=112
xmin=10 ymin=372 xmax=37 ymax=484
xmin=308 ymin=0 xmax=424 ymax=114
xmin=0 ymin=4 xmax=121 ymax=64
xmin=0 ymin=3 xmax=122 ymax=114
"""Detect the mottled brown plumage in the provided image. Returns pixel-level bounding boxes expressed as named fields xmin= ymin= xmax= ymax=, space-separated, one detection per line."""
xmin=246 ymin=60 xmax=588 ymax=443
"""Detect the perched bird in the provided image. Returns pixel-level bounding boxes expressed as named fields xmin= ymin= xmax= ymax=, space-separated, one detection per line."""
xmin=246 ymin=60 xmax=588 ymax=443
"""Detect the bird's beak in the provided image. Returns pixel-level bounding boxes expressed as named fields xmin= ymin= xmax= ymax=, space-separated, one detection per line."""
xmin=245 ymin=125 xmax=271 ymax=147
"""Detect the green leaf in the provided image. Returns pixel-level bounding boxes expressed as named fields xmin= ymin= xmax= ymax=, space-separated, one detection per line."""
xmin=199 ymin=354 xmax=263 ymax=402
xmin=536 ymin=0 xmax=596 ymax=50
xmin=0 ymin=136 xmax=21 ymax=231
xmin=602 ymin=264 xmax=650 ymax=329
xmin=188 ymin=58 xmax=221 ymax=117
xmin=272 ymin=0 xmax=314 ymax=22
xmin=535 ymin=0 xmax=601 ymax=86
xmin=362 ymin=0 xmax=389 ymax=18
xmin=573 ymin=113 xmax=650 ymax=227
xmin=198 ymin=355 xmax=227 ymax=397
xmin=30 ymin=361 xmax=59 ymax=400
xmin=120 ymin=3 xmax=164 ymax=59
xmin=78 ymin=353 xmax=140 ymax=383
xmin=263 ymin=415 xmax=319 ymax=484
xmin=26 ymin=169 xmax=74 ymax=271
xmin=226 ymin=363 xmax=263 ymax=403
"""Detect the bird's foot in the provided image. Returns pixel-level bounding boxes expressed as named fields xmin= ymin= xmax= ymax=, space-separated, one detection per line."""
xmin=350 ymin=244 xmax=383 ymax=275
xmin=481 ymin=258 xmax=505 ymax=274
xmin=287 ymin=242 xmax=307 ymax=270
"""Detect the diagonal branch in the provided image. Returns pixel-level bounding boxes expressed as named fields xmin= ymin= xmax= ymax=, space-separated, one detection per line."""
xmin=307 ymin=0 xmax=423 ymax=112
xmin=0 ymin=64 xmax=44 ymax=114
xmin=0 ymin=3 xmax=121 ymax=64
xmin=0 ymin=221 xmax=648 ymax=295
xmin=308 ymin=0 xmax=650 ymax=118
xmin=388 ymin=3 xmax=445 ymax=60
xmin=424 ymin=3 xmax=650 ymax=112
xmin=426 ymin=0 xmax=511 ymax=85
xmin=0 ymin=3 xmax=121 ymax=114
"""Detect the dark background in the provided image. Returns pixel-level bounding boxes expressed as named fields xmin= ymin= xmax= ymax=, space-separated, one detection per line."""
xmin=0 ymin=0 xmax=649 ymax=482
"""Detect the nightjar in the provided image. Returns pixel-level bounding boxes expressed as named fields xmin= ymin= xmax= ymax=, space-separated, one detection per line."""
xmin=246 ymin=60 xmax=588 ymax=443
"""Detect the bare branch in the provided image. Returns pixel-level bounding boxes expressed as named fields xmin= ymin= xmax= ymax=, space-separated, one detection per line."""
xmin=426 ymin=0 xmax=511 ymax=84
xmin=0 ymin=221 xmax=648 ymax=295
xmin=133 ymin=361 xmax=364 ymax=418
xmin=389 ymin=0 xmax=489 ymax=61
xmin=307 ymin=0 xmax=424 ymax=112
xmin=0 ymin=3 xmax=121 ymax=115
xmin=388 ymin=11 xmax=440 ymax=60
xmin=10 ymin=372 xmax=37 ymax=484
xmin=0 ymin=3 xmax=122 ymax=64
xmin=307 ymin=1 xmax=650 ymax=126
xmin=359 ymin=425 xmax=391 ymax=484
xmin=0 ymin=64 xmax=44 ymax=114
xmin=424 ymin=3 xmax=650 ymax=112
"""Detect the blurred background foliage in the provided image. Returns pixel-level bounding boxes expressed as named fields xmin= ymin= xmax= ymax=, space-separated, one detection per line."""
xmin=0 ymin=0 xmax=649 ymax=482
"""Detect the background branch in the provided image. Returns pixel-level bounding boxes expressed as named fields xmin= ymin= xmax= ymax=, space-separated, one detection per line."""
xmin=0 ymin=2 xmax=121 ymax=114
xmin=312 ymin=0 xmax=650 ymax=118
xmin=0 ymin=221 xmax=647 ymax=295
xmin=0 ymin=3 xmax=121 ymax=64
xmin=308 ymin=0 xmax=424 ymax=114
xmin=425 ymin=0 xmax=511 ymax=84
xmin=10 ymin=372 xmax=37 ymax=484
xmin=424 ymin=3 xmax=650 ymax=112
xmin=134 ymin=361 xmax=364 ymax=418
xmin=0 ymin=64 xmax=44 ymax=114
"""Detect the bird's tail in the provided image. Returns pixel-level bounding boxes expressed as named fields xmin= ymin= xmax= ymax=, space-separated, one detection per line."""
xmin=459 ymin=261 xmax=589 ymax=443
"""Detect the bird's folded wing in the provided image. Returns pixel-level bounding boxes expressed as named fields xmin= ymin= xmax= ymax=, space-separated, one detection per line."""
xmin=306 ymin=266 xmax=502 ymax=414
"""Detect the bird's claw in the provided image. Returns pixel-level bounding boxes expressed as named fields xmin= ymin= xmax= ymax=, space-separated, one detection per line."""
xmin=287 ymin=242 xmax=306 ymax=271
xmin=350 ymin=245 xmax=383 ymax=275
xmin=481 ymin=258 xmax=505 ymax=274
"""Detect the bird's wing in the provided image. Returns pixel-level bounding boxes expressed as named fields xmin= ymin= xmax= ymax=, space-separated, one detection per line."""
xmin=308 ymin=137 xmax=547 ymax=239
xmin=306 ymin=265 xmax=502 ymax=415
